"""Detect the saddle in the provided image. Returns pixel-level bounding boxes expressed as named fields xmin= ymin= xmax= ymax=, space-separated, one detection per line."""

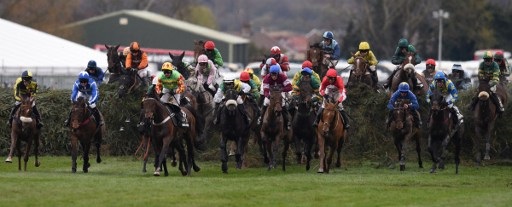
xmin=164 ymin=103 xmax=189 ymax=127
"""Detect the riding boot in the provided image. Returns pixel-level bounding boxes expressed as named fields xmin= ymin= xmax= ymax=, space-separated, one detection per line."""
xmin=282 ymin=109 xmax=291 ymax=130
xmin=412 ymin=110 xmax=421 ymax=128
xmin=339 ymin=109 xmax=350 ymax=129
xmin=177 ymin=109 xmax=189 ymax=127
xmin=258 ymin=95 xmax=265 ymax=107
xmin=371 ymin=71 xmax=379 ymax=86
xmin=384 ymin=69 xmax=397 ymax=89
xmin=257 ymin=105 xmax=268 ymax=125
xmin=451 ymin=106 xmax=464 ymax=125
xmin=468 ymin=96 xmax=478 ymax=111
xmin=64 ymin=110 xmax=72 ymax=127
xmin=313 ymin=107 xmax=324 ymax=127
xmin=237 ymin=104 xmax=251 ymax=125
xmin=412 ymin=75 xmax=423 ymax=90
xmin=32 ymin=105 xmax=43 ymax=128
xmin=7 ymin=104 xmax=20 ymax=128
xmin=491 ymin=93 xmax=505 ymax=113
xmin=213 ymin=103 xmax=221 ymax=125
xmin=91 ymin=107 xmax=104 ymax=126
xmin=386 ymin=110 xmax=392 ymax=127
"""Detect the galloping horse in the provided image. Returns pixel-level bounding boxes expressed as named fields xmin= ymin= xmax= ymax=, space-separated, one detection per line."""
xmin=389 ymin=100 xmax=423 ymax=171
xmin=428 ymin=91 xmax=463 ymax=174
xmin=389 ymin=55 xmax=429 ymax=97
xmin=5 ymin=96 xmax=41 ymax=171
xmin=347 ymin=55 xmax=374 ymax=89
xmin=316 ymin=97 xmax=346 ymax=173
xmin=142 ymin=97 xmax=199 ymax=176
xmin=69 ymin=97 xmax=104 ymax=173
xmin=170 ymin=51 xmax=191 ymax=79
xmin=218 ymin=88 xmax=250 ymax=173
xmin=473 ymin=81 xmax=508 ymax=165
xmin=307 ymin=43 xmax=328 ymax=78
xmin=184 ymin=76 xmax=214 ymax=146
xmin=291 ymin=78 xmax=316 ymax=171
xmin=105 ymin=44 xmax=125 ymax=83
xmin=261 ymin=87 xmax=292 ymax=171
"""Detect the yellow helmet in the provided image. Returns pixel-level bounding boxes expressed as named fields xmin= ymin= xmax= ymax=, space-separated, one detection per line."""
xmin=161 ymin=62 xmax=174 ymax=71
xmin=359 ymin=42 xmax=370 ymax=50
xmin=244 ymin=68 xmax=254 ymax=74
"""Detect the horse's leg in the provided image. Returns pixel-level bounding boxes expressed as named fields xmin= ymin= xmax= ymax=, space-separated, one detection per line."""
xmin=394 ymin=137 xmax=405 ymax=171
xmin=317 ymin=133 xmax=325 ymax=173
xmin=484 ymin=130 xmax=492 ymax=160
xmin=220 ymin=135 xmax=229 ymax=173
xmin=474 ymin=127 xmax=485 ymax=166
xmin=82 ymin=141 xmax=91 ymax=173
xmin=154 ymin=135 xmax=172 ymax=176
xmin=282 ymin=135 xmax=290 ymax=171
xmin=336 ymin=135 xmax=345 ymax=168
xmin=16 ymin=139 xmax=22 ymax=171
xmin=257 ymin=132 xmax=269 ymax=164
xmin=70 ymin=136 xmax=78 ymax=173
xmin=415 ymin=134 xmax=423 ymax=169
xmin=34 ymin=134 xmax=40 ymax=167
xmin=23 ymin=137 xmax=32 ymax=171
xmin=454 ymin=132 xmax=462 ymax=174
xmin=326 ymin=140 xmax=337 ymax=174
xmin=5 ymin=131 xmax=18 ymax=163
xmin=173 ymin=143 xmax=187 ymax=176
xmin=187 ymin=131 xmax=201 ymax=173
xmin=95 ymin=131 xmax=102 ymax=164
xmin=294 ymin=135 xmax=302 ymax=165
xmin=305 ymin=135 xmax=314 ymax=171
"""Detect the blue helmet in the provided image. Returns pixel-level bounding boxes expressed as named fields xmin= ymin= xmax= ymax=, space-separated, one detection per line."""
xmin=434 ymin=71 xmax=446 ymax=81
xmin=301 ymin=67 xmax=313 ymax=75
xmin=269 ymin=64 xmax=281 ymax=74
xmin=78 ymin=71 xmax=90 ymax=82
xmin=323 ymin=31 xmax=334 ymax=40
xmin=87 ymin=60 xmax=97 ymax=68
xmin=398 ymin=82 xmax=410 ymax=92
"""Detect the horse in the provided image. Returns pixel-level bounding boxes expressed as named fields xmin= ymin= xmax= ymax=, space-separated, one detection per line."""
xmin=347 ymin=55 xmax=374 ymax=89
xmin=261 ymin=87 xmax=292 ymax=171
xmin=69 ymin=97 xmax=104 ymax=173
xmin=105 ymin=44 xmax=125 ymax=83
xmin=307 ymin=43 xmax=328 ymax=79
xmin=183 ymin=77 xmax=214 ymax=149
xmin=217 ymin=88 xmax=251 ymax=173
xmin=117 ymin=68 xmax=146 ymax=99
xmin=169 ymin=51 xmax=192 ymax=80
xmin=291 ymin=78 xmax=316 ymax=171
xmin=142 ymin=97 xmax=200 ymax=176
xmin=473 ymin=81 xmax=508 ymax=165
xmin=242 ymin=92 xmax=269 ymax=165
xmin=389 ymin=57 xmax=429 ymax=97
xmin=428 ymin=91 xmax=463 ymax=174
xmin=388 ymin=100 xmax=423 ymax=171
xmin=5 ymin=96 xmax=41 ymax=171
xmin=316 ymin=97 xmax=346 ymax=173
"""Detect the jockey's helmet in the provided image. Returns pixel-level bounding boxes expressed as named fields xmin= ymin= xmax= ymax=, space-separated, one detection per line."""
xmin=301 ymin=67 xmax=313 ymax=76
xmin=78 ymin=71 xmax=89 ymax=82
xmin=398 ymin=38 xmax=409 ymax=48
xmin=269 ymin=64 xmax=281 ymax=74
xmin=302 ymin=60 xmax=313 ymax=69
xmin=204 ymin=41 xmax=215 ymax=50
xmin=451 ymin=64 xmax=463 ymax=71
xmin=244 ymin=68 xmax=254 ymax=74
xmin=266 ymin=58 xmax=277 ymax=66
xmin=398 ymin=82 xmax=410 ymax=92
xmin=407 ymin=45 xmax=416 ymax=53
xmin=223 ymin=78 xmax=234 ymax=88
xmin=122 ymin=47 xmax=130 ymax=56
xmin=426 ymin=58 xmax=436 ymax=66
xmin=21 ymin=70 xmax=33 ymax=81
xmin=161 ymin=62 xmax=174 ymax=72
xmin=326 ymin=69 xmax=337 ymax=78
xmin=270 ymin=46 xmax=281 ymax=55
xmin=494 ymin=51 xmax=504 ymax=60
xmin=359 ymin=42 xmax=370 ymax=50
xmin=323 ymin=31 xmax=334 ymax=40
xmin=483 ymin=51 xmax=493 ymax=59
xmin=240 ymin=71 xmax=251 ymax=82
xmin=198 ymin=54 xmax=209 ymax=63
xmin=87 ymin=60 xmax=97 ymax=69
xmin=434 ymin=71 xmax=446 ymax=81
xmin=130 ymin=42 xmax=140 ymax=52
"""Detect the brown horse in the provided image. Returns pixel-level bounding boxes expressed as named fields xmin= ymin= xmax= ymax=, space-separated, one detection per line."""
xmin=142 ymin=97 xmax=199 ymax=176
xmin=316 ymin=98 xmax=346 ymax=173
xmin=5 ymin=96 xmax=41 ymax=171
xmin=307 ymin=43 xmax=328 ymax=78
xmin=261 ymin=88 xmax=292 ymax=171
xmin=347 ymin=55 xmax=374 ymax=89
xmin=390 ymin=63 xmax=429 ymax=97
xmin=428 ymin=90 xmax=463 ymax=174
xmin=389 ymin=100 xmax=423 ymax=171
xmin=473 ymin=81 xmax=508 ymax=165
xmin=242 ymin=93 xmax=268 ymax=165
xmin=170 ymin=51 xmax=192 ymax=80
xmin=105 ymin=44 xmax=125 ymax=83
xmin=69 ymin=97 xmax=104 ymax=173
xmin=291 ymin=77 xmax=316 ymax=171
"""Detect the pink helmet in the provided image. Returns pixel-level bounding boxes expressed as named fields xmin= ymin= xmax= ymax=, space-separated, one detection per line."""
xmin=198 ymin=54 xmax=209 ymax=63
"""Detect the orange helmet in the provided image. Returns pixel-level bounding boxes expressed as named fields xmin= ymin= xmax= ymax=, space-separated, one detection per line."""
xmin=302 ymin=60 xmax=313 ymax=69
xmin=204 ymin=41 xmax=215 ymax=50
xmin=240 ymin=71 xmax=251 ymax=81
xmin=244 ymin=68 xmax=254 ymax=74
xmin=326 ymin=69 xmax=337 ymax=78
xmin=130 ymin=42 xmax=140 ymax=51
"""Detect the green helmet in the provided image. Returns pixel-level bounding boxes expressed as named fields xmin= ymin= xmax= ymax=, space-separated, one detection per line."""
xmin=407 ymin=45 xmax=416 ymax=53
xmin=483 ymin=51 xmax=493 ymax=59
xmin=398 ymin=38 xmax=409 ymax=47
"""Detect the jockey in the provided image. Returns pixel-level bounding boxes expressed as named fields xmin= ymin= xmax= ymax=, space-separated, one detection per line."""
xmin=427 ymin=71 xmax=464 ymax=125
xmin=212 ymin=77 xmax=252 ymax=125
xmin=260 ymin=57 xmax=280 ymax=77
xmin=448 ymin=64 xmax=471 ymax=91
xmin=125 ymin=41 xmax=150 ymax=84
xmin=347 ymin=41 xmax=379 ymax=86
xmin=8 ymin=70 xmax=43 ymax=128
xmin=119 ymin=47 xmax=130 ymax=68
xmin=385 ymin=38 xmax=423 ymax=90
xmin=468 ymin=50 xmax=505 ymax=113
xmin=204 ymin=40 xmax=224 ymax=68
xmin=386 ymin=82 xmax=421 ymax=128
xmin=85 ymin=60 xmax=105 ymax=86
xmin=422 ymin=58 xmax=437 ymax=84
xmin=291 ymin=65 xmax=321 ymax=102
xmin=258 ymin=64 xmax=293 ymax=130
xmin=313 ymin=68 xmax=350 ymax=129
xmin=494 ymin=51 xmax=511 ymax=84
xmin=66 ymin=71 xmax=103 ymax=127
xmin=244 ymin=68 xmax=261 ymax=90
xmin=194 ymin=54 xmax=218 ymax=95
xmin=154 ymin=62 xmax=188 ymax=127
xmin=319 ymin=31 xmax=341 ymax=67
xmin=239 ymin=71 xmax=261 ymax=103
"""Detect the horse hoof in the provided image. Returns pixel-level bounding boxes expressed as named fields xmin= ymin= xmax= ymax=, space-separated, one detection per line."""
xmin=193 ymin=166 xmax=201 ymax=172
xmin=400 ymin=165 xmax=405 ymax=171
xmin=5 ymin=157 xmax=12 ymax=163
xmin=35 ymin=161 xmax=41 ymax=167
xmin=335 ymin=162 xmax=341 ymax=168
xmin=97 ymin=158 xmax=102 ymax=163
xmin=222 ymin=170 xmax=228 ymax=174
xmin=171 ymin=161 xmax=177 ymax=167
xmin=484 ymin=155 xmax=490 ymax=160
xmin=72 ymin=168 xmax=77 ymax=173
xmin=83 ymin=169 xmax=89 ymax=173
xmin=317 ymin=168 xmax=324 ymax=173
xmin=430 ymin=168 xmax=436 ymax=174
xmin=153 ymin=171 xmax=161 ymax=176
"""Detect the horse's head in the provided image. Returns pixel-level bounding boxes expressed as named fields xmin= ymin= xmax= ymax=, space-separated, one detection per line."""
xmin=307 ymin=44 xmax=325 ymax=75
xmin=430 ymin=91 xmax=447 ymax=112
xmin=320 ymin=101 xmax=339 ymax=136
xmin=142 ymin=97 xmax=158 ymax=120
xmin=70 ymin=97 xmax=90 ymax=129
xmin=296 ymin=78 xmax=313 ymax=112
xmin=224 ymin=88 xmax=239 ymax=112
xmin=403 ymin=63 xmax=416 ymax=78
xmin=170 ymin=51 xmax=190 ymax=79
xmin=117 ymin=70 xmax=139 ymax=98
xmin=353 ymin=56 xmax=369 ymax=77
xmin=105 ymin=44 xmax=122 ymax=74
xmin=401 ymin=53 xmax=415 ymax=67
xmin=19 ymin=96 xmax=35 ymax=124
xmin=269 ymin=88 xmax=283 ymax=115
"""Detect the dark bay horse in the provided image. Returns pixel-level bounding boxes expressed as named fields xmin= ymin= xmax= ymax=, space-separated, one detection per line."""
xmin=316 ymin=98 xmax=346 ymax=173
xmin=389 ymin=100 xmax=423 ymax=171
xmin=170 ymin=51 xmax=191 ymax=80
xmin=218 ymin=88 xmax=250 ymax=173
xmin=261 ymin=88 xmax=292 ymax=171
xmin=5 ymin=96 xmax=41 ymax=171
xmin=69 ymin=97 xmax=104 ymax=173
xmin=291 ymin=78 xmax=316 ymax=171
xmin=105 ymin=44 xmax=125 ymax=83
xmin=347 ymin=55 xmax=374 ymax=89
xmin=307 ymin=43 xmax=328 ymax=79
xmin=428 ymin=91 xmax=462 ymax=174
xmin=241 ymin=92 xmax=268 ymax=165
xmin=473 ymin=81 xmax=508 ymax=165
xmin=142 ymin=97 xmax=199 ymax=176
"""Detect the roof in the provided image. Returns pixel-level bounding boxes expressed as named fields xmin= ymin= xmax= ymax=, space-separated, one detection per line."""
xmin=0 ymin=18 xmax=107 ymax=75
xmin=66 ymin=10 xmax=249 ymax=44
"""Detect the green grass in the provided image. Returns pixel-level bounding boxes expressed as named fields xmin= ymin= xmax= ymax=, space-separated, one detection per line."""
xmin=0 ymin=156 xmax=511 ymax=207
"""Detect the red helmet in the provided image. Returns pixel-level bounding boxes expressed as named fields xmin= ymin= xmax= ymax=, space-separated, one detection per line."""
xmin=426 ymin=58 xmax=436 ymax=66
xmin=326 ymin=69 xmax=337 ymax=78
xmin=270 ymin=46 xmax=281 ymax=55
xmin=204 ymin=41 xmax=215 ymax=50
xmin=494 ymin=51 xmax=504 ymax=60
xmin=302 ymin=60 xmax=313 ymax=69
xmin=240 ymin=71 xmax=251 ymax=81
